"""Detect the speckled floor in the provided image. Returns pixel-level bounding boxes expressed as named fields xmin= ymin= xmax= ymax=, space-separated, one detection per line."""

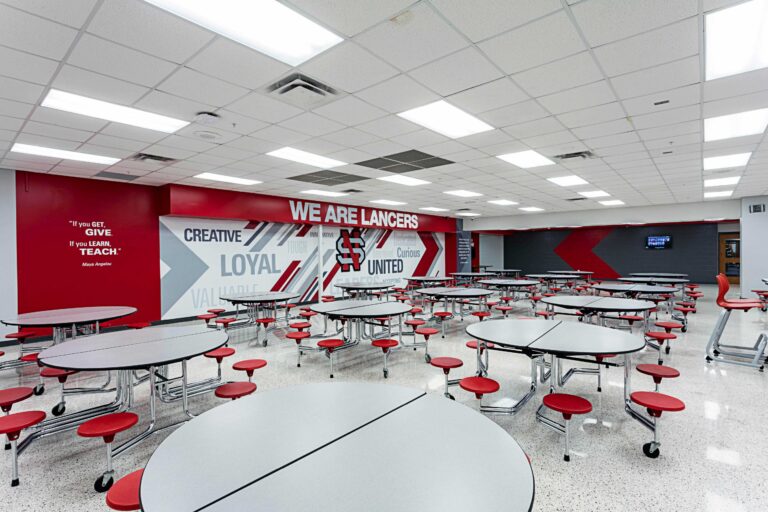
xmin=1 ymin=284 xmax=766 ymax=511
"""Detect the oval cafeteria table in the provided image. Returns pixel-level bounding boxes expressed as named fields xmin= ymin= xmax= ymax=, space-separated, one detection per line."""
xmin=406 ymin=276 xmax=453 ymax=285
xmin=220 ymin=291 xmax=300 ymax=340
xmin=548 ymin=270 xmax=593 ymax=276
xmin=629 ymin=272 xmax=688 ymax=278
xmin=140 ymin=382 xmax=535 ymax=512
xmin=592 ymin=283 xmax=679 ymax=295
xmin=310 ymin=299 xmax=412 ymax=344
xmin=541 ymin=296 xmax=655 ymax=325
xmin=478 ymin=279 xmax=540 ymax=303
xmin=2 ymin=306 xmax=138 ymax=342
xmin=335 ymin=281 xmax=393 ymax=299
xmin=450 ymin=271 xmax=496 ymax=285
xmin=488 ymin=268 xmax=522 ymax=277
xmin=415 ymin=286 xmax=493 ymax=318
xmin=618 ymin=276 xmax=689 ymax=285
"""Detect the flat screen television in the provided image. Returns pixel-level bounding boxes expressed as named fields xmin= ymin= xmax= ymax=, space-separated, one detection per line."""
xmin=646 ymin=235 xmax=672 ymax=250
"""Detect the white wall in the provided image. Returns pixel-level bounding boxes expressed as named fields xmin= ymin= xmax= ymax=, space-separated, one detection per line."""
xmin=0 ymin=169 xmax=17 ymax=337
xmin=740 ymin=196 xmax=768 ymax=296
xmin=462 ymin=200 xmax=741 ymax=231
xmin=479 ymin=234 xmax=503 ymax=269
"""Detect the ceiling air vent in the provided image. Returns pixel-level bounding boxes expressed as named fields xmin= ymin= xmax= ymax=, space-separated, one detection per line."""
xmin=553 ymin=150 xmax=596 ymax=160
xmin=341 ymin=189 xmax=363 ymax=194
xmin=566 ymin=197 xmax=587 ymax=202
xmin=266 ymin=73 xmax=339 ymax=109
xmin=131 ymin=153 xmax=177 ymax=164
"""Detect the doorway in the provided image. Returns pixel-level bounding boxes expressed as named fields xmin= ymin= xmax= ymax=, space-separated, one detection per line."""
xmin=718 ymin=232 xmax=740 ymax=284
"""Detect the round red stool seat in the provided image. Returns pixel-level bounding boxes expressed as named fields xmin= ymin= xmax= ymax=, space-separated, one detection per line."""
xmin=300 ymin=311 xmax=318 ymax=318
xmin=466 ymin=340 xmax=495 ymax=351
xmin=372 ymin=339 xmax=398 ymax=350
xmin=395 ymin=295 xmax=410 ymax=302
xmin=5 ymin=331 xmax=34 ymax=341
xmin=125 ymin=322 xmax=151 ymax=329
xmin=535 ymin=311 xmax=555 ymax=318
xmin=404 ymin=319 xmax=425 ymax=327
xmin=197 ymin=313 xmax=217 ymax=321
xmin=636 ymin=364 xmax=680 ymax=383
xmin=430 ymin=357 xmax=463 ymax=371
xmin=286 ymin=331 xmax=310 ymax=342
xmin=415 ymin=327 xmax=439 ymax=338
xmin=0 ymin=410 xmax=46 ymax=438
xmin=204 ymin=347 xmax=236 ymax=363
xmin=215 ymin=317 xmax=236 ymax=326
xmin=645 ymin=331 xmax=676 ymax=341
xmin=630 ymin=391 xmax=685 ymax=416
xmin=472 ymin=311 xmax=491 ymax=320
xmin=281 ymin=303 xmax=297 ymax=309
xmin=321 ymin=297 xmax=335 ymax=303
xmin=289 ymin=322 xmax=312 ymax=331
xmin=374 ymin=316 xmax=391 ymax=323
xmin=674 ymin=306 xmax=695 ymax=313
xmin=318 ymin=339 xmax=344 ymax=350
xmin=40 ymin=367 xmax=77 ymax=382
xmin=618 ymin=314 xmax=643 ymax=322
xmin=594 ymin=354 xmax=616 ymax=362
xmin=530 ymin=295 xmax=542 ymax=301
xmin=459 ymin=376 xmax=500 ymax=398
xmin=0 ymin=387 xmax=34 ymax=412
xmin=215 ymin=382 xmax=257 ymax=400
xmin=78 ymin=412 xmax=139 ymax=442
xmin=410 ymin=307 xmax=423 ymax=314
xmin=542 ymin=393 xmax=592 ymax=417
xmin=20 ymin=353 xmax=39 ymax=363
xmin=106 ymin=468 xmax=143 ymax=511
xmin=495 ymin=306 xmax=513 ymax=312
xmin=233 ymin=359 xmax=267 ymax=374
xmin=654 ymin=321 xmax=683 ymax=332
xmin=255 ymin=317 xmax=275 ymax=325
xmin=207 ymin=308 xmax=225 ymax=314
xmin=434 ymin=312 xmax=452 ymax=319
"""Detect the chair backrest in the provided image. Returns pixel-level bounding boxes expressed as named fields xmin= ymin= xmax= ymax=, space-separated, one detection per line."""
xmin=715 ymin=273 xmax=730 ymax=307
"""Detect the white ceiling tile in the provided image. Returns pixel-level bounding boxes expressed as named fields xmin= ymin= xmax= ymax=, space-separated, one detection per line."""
xmin=557 ymin=102 xmax=626 ymax=128
xmin=0 ymin=0 xmax=98 ymax=28
xmin=0 ymin=4 xmax=77 ymax=59
xmin=638 ymin=120 xmax=700 ymax=141
xmin=285 ymin=0 xmax=413 ymax=37
xmin=593 ymin=18 xmax=699 ymax=77
xmin=280 ymin=113 xmax=345 ymax=137
xmin=141 ymin=144 xmax=196 ymax=160
xmin=356 ymin=74 xmax=439 ymax=114
xmin=571 ymin=0 xmax=697 ymax=47
xmin=158 ymin=68 xmax=248 ymax=107
xmin=513 ymin=52 xmax=603 ymax=98
xmin=356 ymin=115 xmax=420 ymax=138
xmin=22 ymin=120 xmax=94 ymax=143
xmin=0 ymin=115 xmax=23 ymax=132
xmin=99 ymin=123 xmax=169 ymax=144
xmin=538 ymin=80 xmax=616 ymax=114
xmin=186 ymin=37 xmax=290 ymax=90
xmin=622 ymin=84 xmax=701 ymax=116
xmin=321 ymin=128 xmax=379 ymax=148
xmin=390 ymin=129 xmax=449 ymax=147
xmin=432 ymin=0 xmax=562 ymax=42
xmin=133 ymin=91 xmax=212 ymax=123
xmin=293 ymin=138 xmax=346 ymax=156
xmin=158 ymin=134 xmax=218 ymax=153
xmin=213 ymin=111 xmax=269 ymax=136
xmin=610 ymin=56 xmax=700 ymax=100
xmin=0 ymin=45 xmax=58 ymax=85
xmin=227 ymin=93 xmax=303 ymax=124
xmin=478 ymin=11 xmax=584 ymax=74
xmin=703 ymin=67 xmax=768 ymax=102
xmin=0 ymin=98 xmax=34 ymax=119
xmin=357 ymin=139 xmax=410 ymax=157
xmin=53 ymin=65 xmax=150 ymax=105
xmin=0 ymin=75 xmax=43 ymax=104
xmin=522 ymin=130 xmax=579 ymax=149
xmin=447 ymin=78 xmax=528 ymax=115
xmin=502 ymin=116 xmax=565 ymax=138
xmin=87 ymin=0 xmax=214 ymax=63
xmin=409 ymin=47 xmax=503 ymax=96
xmin=702 ymin=90 xmax=768 ymax=118
xmin=584 ymin=131 xmax=640 ymax=149
xmin=480 ymin=100 xmax=549 ymax=126
xmin=29 ymin=107 xmax=108 ymax=133
xmin=301 ymin=41 xmax=397 ymax=93
xmin=631 ymin=104 xmax=700 ymax=130
xmin=313 ymin=96 xmax=387 ymax=126
xmin=13 ymin=132 xmax=80 ymax=150
xmin=250 ymin=125 xmax=312 ymax=145
xmin=571 ymin=118 xmax=634 ymax=139
xmin=87 ymin=134 xmax=151 ymax=152
xmin=355 ymin=3 xmax=468 ymax=71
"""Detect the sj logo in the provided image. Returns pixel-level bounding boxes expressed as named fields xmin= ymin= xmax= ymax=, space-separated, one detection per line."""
xmin=336 ymin=228 xmax=366 ymax=272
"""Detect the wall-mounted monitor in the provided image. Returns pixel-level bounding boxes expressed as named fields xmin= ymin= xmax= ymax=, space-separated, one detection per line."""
xmin=645 ymin=235 xmax=672 ymax=250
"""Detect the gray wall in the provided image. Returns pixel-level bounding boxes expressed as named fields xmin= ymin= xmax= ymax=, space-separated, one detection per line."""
xmin=504 ymin=223 xmax=719 ymax=283
xmin=740 ymin=196 xmax=768 ymax=295
xmin=0 ymin=169 xmax=17 ymax=336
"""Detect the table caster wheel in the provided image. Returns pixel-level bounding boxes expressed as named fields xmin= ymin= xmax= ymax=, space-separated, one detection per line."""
xmin=664 ymin=346 xmax=670 ymax=354
xmin=52 ymin=403 xmax=65 ymax=416
xmin=424 ymin=354 xmax=431 ymax=364
xmin=383 ymin=369 xmax=388 ymax=379
xmin=681 ymin=326 xmax=687 ymax=333
xmin=444 ymin=393 xmax=455 ymax=400
xmin=33 ymin=384 xmax=45 ymax=396
xmin=94 ymin=475 xmax=114 ymax=493
xmin=642 ymin=443 xmax=660 ymax=458
xmin=713 ymin=350 xmax=720 ymax=356
xmin=705 ymin=356 xmax=712 ymax=363
xmin=262 ymin=340 xmax=268 ymax=347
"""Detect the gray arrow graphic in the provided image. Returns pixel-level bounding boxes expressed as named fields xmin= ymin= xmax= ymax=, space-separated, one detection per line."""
xmin=160 ymin=220 xmax=209 ymax=316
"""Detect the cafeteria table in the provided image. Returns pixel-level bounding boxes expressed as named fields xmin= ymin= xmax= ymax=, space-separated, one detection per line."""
xmin=618 ymin=277 xmax=689 ymax=286
xmin=548 ymin=270 xmax=594 ymax=277
xmin=2 ymin=306 xmax=138 ymax=343
xmin=220 ymin=291 xmax=300 ymax=343
xmin=335 ymin=281 xmax=394 ymax=299
xmin=525 ymin=273 xmax=582 ymax=292
xmin=406 ymin=276 xmax=453 ymax=286
xmin=25 ymin=326 xmax=227 ymax=487
xmin=415 ymin=287 xmax=493 ymax=319
xmin=478 ymin=279 xmax=540 ymax=306
xmin=310 ymin=299 xmax=412 ymax=345
xmin=488 ymin=268 xmax=522 ymax=277
xmin=629 ymin=272 xmax=688 ymax=278
xmin=592 ymin=283 xmax=679 ymax=295
xmin=541 ymin=296 xmax=655 ymax=326
xmin=139 ymin=382 xmax=535 ymax=512
xmin=450 ymin=271 xmax=496 ymax=285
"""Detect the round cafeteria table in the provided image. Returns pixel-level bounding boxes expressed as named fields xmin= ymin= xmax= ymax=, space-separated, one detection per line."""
xmin=139 ymin=382 xmax=535 ymax=512
xmin=406 ymin=276 xmax=453 ymax=285
xmin=220 ymin=291 xmax=300 ymax=338
xmin=488 ymin=268 xmax=522 ymax=277
xmin=592 ymin=283 xmax=679 ymax=295
xmin=415 ymin=287 xmax=493 ymax=322
xmin=618 ymin=276 xmax=689 ymax=285
xmin=629 ymin=272 xmax=688 ymax=278
xmin=478 ymin=279 xmax=539 ymax=303
xmin=310 ymin=299 xmax=412 ymax=344
xmin=548 ymin=270 xmax=593 ymax=276
xmin=2 ymin=306 xmax=138 ymax=342
xmin=335 ymin=282 xmax=393 ymax=299
xmin=450 ymin=271 xmax=496 ymax=285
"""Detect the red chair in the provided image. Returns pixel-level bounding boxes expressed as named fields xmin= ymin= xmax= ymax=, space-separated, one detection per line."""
xmin=537 ymin=393 xmax=592 ymax=462
xmin=215 ymin=381 xmax=256 ymax=400
xmin=77 ymin=412 xmax=139 ymax=492
xmin=371 ymin=339 xmax=398 ymax=378
xmin=317 ymin=339 xmax=345 ymax=378
xmin=0 ymin=410 xmax=46 ymax=486
xmin=636 ymin=364 xmax=680 ymax=391
xmin=40 ymin=367 xmax=78 ymax=416
xmin=415 ymin=327 xmax=439 ymax=363
xmin=233 ymin=359 xmax=267 ymax=382
xmin=0 ymin=387 xmax=34 ymax=450
xmin=286 ymin=331 xmax=311 ymax=367
xmin=106 ymin=468 xmax=143 ymax=511
xmin=430 ymin=357 xmax=463 ymax=399
xmin=629 ymin=391 xmax=685 ymax=458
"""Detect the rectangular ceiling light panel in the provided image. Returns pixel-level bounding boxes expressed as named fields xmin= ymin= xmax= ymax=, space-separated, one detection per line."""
xmin=703 ymin=152 xmax=752 ymax=170
xmin=301 ymin=189 xmax=348 ymax=197
xmin=704 ymin=108 xmax=768 ymax=141
xmin=497 ymin=150 xmax=555 ymax=168
xmin=377 ymin=175 xmax=430 ymax=186
xmin=705 ymin=0 xmax=768 ymax=80
xmin=547 ymin=175 xmax=588 ymax=187
xmin=704 ymin=190 xmax=734 ymax=198
xmin=11 ymin=143 xmax=120 ymax=165
xmin=194 ymin=172 xmax=260 ymax=185
xmin=144 ymin=0 xmax=342 ymax=66
xmin=444 ymin=190 xmax=482 ymax=197
xmin=488 ymin=199 xmax=518 ymax=205
xmin=578 ymin=190 xmax=610 ymax=198
xmin=370 ymin=199 xmax=406 ymax=205
xmin=398 ymin=100 xmax=494 ymax=139
xmin=704 ymin=176 xmax=741 ymax=187
xmin=267 ymin=147 xmax=346 ymax=168
xmin=419 ymin=207 xmax=448 ymax=212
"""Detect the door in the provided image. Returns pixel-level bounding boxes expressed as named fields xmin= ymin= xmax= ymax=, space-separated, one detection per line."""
xmin=719 ymin=232 xmax=740 ymax=284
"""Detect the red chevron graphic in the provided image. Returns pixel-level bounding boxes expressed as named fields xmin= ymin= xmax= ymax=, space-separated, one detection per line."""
xmin=414 ymin=232 xmax=439 ymax=276
xmin=272 ymin=260 xmax=300 ymax=291
xmin=553 ymin=228 xmax=619 ymax=279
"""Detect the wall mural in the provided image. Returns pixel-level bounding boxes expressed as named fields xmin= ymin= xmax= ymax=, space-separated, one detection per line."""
xmin=160 ymin=216 xmax=444 ymax=320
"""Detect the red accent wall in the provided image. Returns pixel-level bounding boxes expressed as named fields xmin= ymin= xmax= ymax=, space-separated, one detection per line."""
xmin=15 ymin=172 xmax=160 ymax=326
xmin=444 ymin=233 xmax=457 ymax=275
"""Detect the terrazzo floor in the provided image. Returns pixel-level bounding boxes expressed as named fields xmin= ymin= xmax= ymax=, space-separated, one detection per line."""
xmin=1 ymin=284 xmax=767 ymax=511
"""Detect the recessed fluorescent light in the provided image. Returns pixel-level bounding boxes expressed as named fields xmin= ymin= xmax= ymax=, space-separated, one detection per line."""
xmin=705 ymin=0 xmax=768 ymax=80
xmin=144 ymin=0 xmax=342 ymax=66
xmin=444 ymin=190 xmax=482 ymax=197
xmin=488 ymin=199 xmax=518 ymax=206
xmin=370 ymin=199 xmax=406 ymax=206
xmin=548 ymin=175 xmax=588 ymax=187
xmin=419 ymin=207 xmax=449 ymax=212
xmin=705 ymin=217 xmax=726 ymax=221
xmin=519 ymin=206 xmax=544 ymax=212
xmin=705 ymin=108 xmax=768 ymax=141
xmin=703 ymin=153 xmax=752 ymax=170
xmin=377 ymin=175 xmax=430 ymax=186
xmin=704 ymin=190 xmax=734 ymax=198
xmin=705 ymin=176 xmax=741 ymax=187
xmin=456 ymin=212 xmax=481 ymax=217
xmin=194 ymin=172 xmax=260 ymax=185
xmin=578 ymin=190 xmax=610 ymax=198
xmin=397 ymin=100 xmax=493 ymax=139
xmin=301 ymin=189 xmax=348 ymax=198
xmin=267 ymin=147 xmax=345 ymax=168
xmin=599 ymin=199 xmax=625 ymax=206
xmin=42 ymin=89 xmax=188 ymax=133
xmin=11 ymin=143 xmax=119 ymax=165
xmin=497 ymin=150 xmax=554 ymax=168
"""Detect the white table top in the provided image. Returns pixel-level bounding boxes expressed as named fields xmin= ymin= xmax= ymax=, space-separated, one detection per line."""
xmin=310 ymin=300 xmax=412 ymax=318
xmin=618 ymin=276 xmax=689 ymax=284
xmin=478 ymin=279 xmax=540 ymax=287
xmin=415 ymin=287 xmax=494 ymax=298
xmin=629 ymin=272 xmax=688 ymax=278
xmin=450 ymin=272 xmax=496 ymax=277
xmin=407 ymin=276 xmax=453 ymax=282
xmin=2 ymin=306 xmax=137 ymax=327
xmin=335 ymin=282 xmax=394 ymax=290
xmin=220 ymin=292 xmax=299 ymax=304
xmin=542 ymin=296 xmax=655 ymax=312
xmin=38 ymin=325 xmax=227 ymax=371
xmin=140 ymin=383 xmax=534 ymax=512
xmin=593 ymin=283 xmax=678 ymax=294
xmin=525 ymin=274 xmax=580 ymax=280
xmin=467 ymin=319 xmax=645 ymax=355
xmin=548 ymin=270 xmax=593 ymax=275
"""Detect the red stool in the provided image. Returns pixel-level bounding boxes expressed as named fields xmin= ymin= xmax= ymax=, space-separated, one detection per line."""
xmin=289 ymin=321 xmax=312 ymax=332
xmin=495 ymin=305 xmax=513 ymax=318
xmin=459 ymin=376 xmax=500 ymax=411
xmin=673 ymin=306 xmax=694 ymax=331
xmin=618 ymin=314 xmax=643 ymax=331
xmin=594 ymin=354 xmax=616 ymax=392
xmin=374 ymin=316 xmax=391 ymax=336
xmin=654 ymin=321 xmax=683 ymax=333
xmin=255 ymin=317 xmax=276 ymax=346
xmin=124 ymin=322 xmax=150 ymax=329
xmin=207 ymin=308 xmax=225 ymax=315
xmin=371 ymin=339 xmax=398 ymax=378
xmin=233 ymin=359 xmax=267 ymax=382
xmin=415 ymin=327 xmax=439 ymax=363
xmin=538 ymin=393 xmax=592 ymax=462
xmin=286 ymin=331 xmax=311 ymax=367
xmin=214 ymin=317 xmax=237 ymax=331
xmin=204 ymin=347 xmax=236 ymax=381
xmin=0 ymin=387 xmax=34 ymax=450
xmin=279 ymin=303 xmax=297 ymax=322
xmin=77 ymin=412 xmax=139 ymax=492
xmin=197 ymin=313 xmax=217 ymax=325
xmin=40 ymin=367 xmax=78 ymax=416
xmin=644 ymin=331 xmax=677 ymax=363
xmin=636 ymin=364 xmax=680 ymax=391
xmin=535 ymin=310 xmax=556 ymax=319
xmin=409 ymin=307 xmax=423 ymax=317
xmin=317 ymin=339 xmax=344 ymax=378
xmin=430 ymin=357 xmax=463 ymax=399
xmin=466 ymin=340 xmax=494 ymax=376
xmin=0 ymin=410 xmax=46 ymax=486
xmin=300 ymin=311 xmax=318 ymax=320
xmin=433 ymin=311 xmax=452 ymax=338
xmin=106 ymin=468 xmax=143 ymax=511
xmin=630 ymin=391 xmax=685 ymax=458
xmin=215 ymin=381 xmax=256 ymax=400
xmin=472 ymin=311 xmax=491 ymax=321
xmin=19 ymin=353 xmax=44 ymax=395
xmin=5 ymin=331 xmax=36 ymax=362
